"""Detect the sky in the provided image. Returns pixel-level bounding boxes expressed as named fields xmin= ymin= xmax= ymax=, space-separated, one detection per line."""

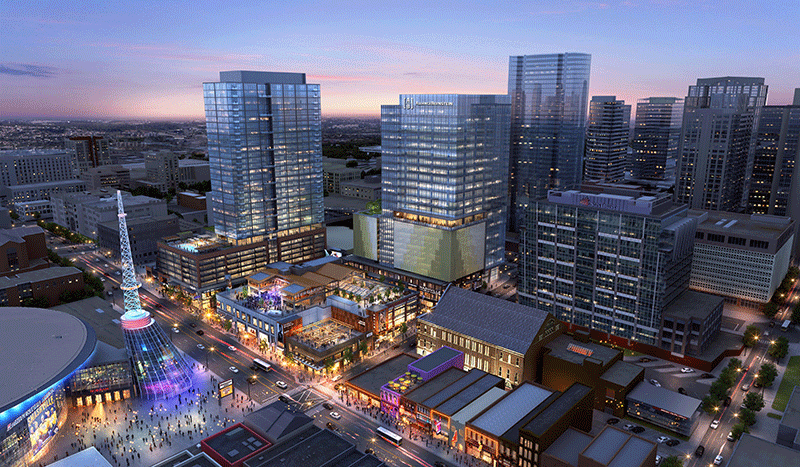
xmin=1 ymin=0 xmax=798 ymax=120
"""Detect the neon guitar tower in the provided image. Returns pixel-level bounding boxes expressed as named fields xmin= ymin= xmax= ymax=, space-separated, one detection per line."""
xmin=117 ymin=190 xmax=192 ymax=399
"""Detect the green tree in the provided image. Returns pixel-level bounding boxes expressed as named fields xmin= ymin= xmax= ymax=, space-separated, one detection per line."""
xmin=21 ymin=296 xmax=50 ymax=308
xmin=728 ymin=358 xmax=743 ymax=370
xmin=756 ymin=362 xmax=778 ymax=388
xmin=324 ymin=357 xmax=335 ymax=371
xmin=709 ymin=380 xmax=729 ymax=401
xmin=730 ymin=422 xmax=749 ymax=441
xmin=400 ymin=322 xmax=408 ymax=335
xmin=743 ymin=325 xmax=760 ymax=347
xmin=769 ymin=337 xmax=789 ymax=361
xmin=223 ymin=319 xmax=232 ymax=332
xmin=743 ymin=392 xmax=765 ymax=412
xmin=701 ymin=395 xmax=721 ymax=415
xmin=359 ymin=341 xmax=368 ymax=354
xmin=343 ymin=347 xmax=353 ymax=364
xmin=762 ymin=302 xmax=780 ymax=319
xmin=661 ymin=456 xmax=684 ymax=467
xmin=792 ymin=303 xmax=800 ymax=324
xmin=738 ymin=407 xmax=756 ymax=426
xmin=258 ymin=339 xmax=268 ymax=353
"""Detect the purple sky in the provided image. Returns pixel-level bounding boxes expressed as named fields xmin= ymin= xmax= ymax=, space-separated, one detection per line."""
xmin=1 ymin=0 xmax=798 ymax=119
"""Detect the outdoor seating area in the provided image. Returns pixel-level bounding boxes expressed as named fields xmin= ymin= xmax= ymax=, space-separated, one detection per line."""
xmin=234 ymin=286 xmax=284 ymax=314
xmin=332 ymin=276 xmax=402 ymax=307
xmin=292 ymin=319 xmax=360 ymax=351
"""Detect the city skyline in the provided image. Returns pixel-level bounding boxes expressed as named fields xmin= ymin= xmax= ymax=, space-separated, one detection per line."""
xmin=2 ymin=0 xmax=798 ymax=119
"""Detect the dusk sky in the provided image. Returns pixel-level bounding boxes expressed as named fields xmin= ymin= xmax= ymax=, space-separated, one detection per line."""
xmin=1 ymin=0 xmax=798 ymax=120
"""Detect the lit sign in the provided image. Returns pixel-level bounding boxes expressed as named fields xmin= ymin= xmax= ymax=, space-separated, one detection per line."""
xmin=567 ymin=343 xmax=594 ymax=357
xmin=416 ymin=102 xmax=453 ymax=106
xmin=219 ymin=379 xmax=233 ymax=398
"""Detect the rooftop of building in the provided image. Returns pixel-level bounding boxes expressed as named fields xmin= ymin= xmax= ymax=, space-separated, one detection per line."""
xmin=581 ymin=426 xmax=655 ymax=467
xmin=422 ymin=286 xmax=551 ymax=355
xmin=780 ymin=386 xmax=800 ymax=431
xmin=244 ymin=400 xmax=314 ymax=443
xmin=545 ymin=334 xmax=621 ymax=367
xmin=543 ymin=428 xmax=593 ymax=467
xmin=600 ymin=360 xmax=644 ymax=388
xmin=174 ymin=453 xmax=221 ymax=467
xmin=689 ymin=209 xmax=795 ymax=239
xmin=0 ymin=265 xmax=82 ymax=288
xmin=627 ymin=382 xmax=701 ymax=419
xmin=726 ymin=433 xmax=800 ymax=467
xmin=662 ymin=289 xmax=724 ymax=321
xmin=218 ymin=70 xmax=307 ymax=85
xmin=164 ymin=233 xmax=231 ymax=254
xmin=343 ymin=255 xmax=449 ymax=287
xmin=546 ymin=182 xmax=679 ymax=217
xmin=410 ymin=346 xmax=462 ymax=374
xmin=383 ymin=370 xmax=424 ymax=396
xmin=291 ymin=319 xmax=362 ymax=352
xmin=201 ymin=423 xmax=272 ymax=465
xmin=6 ymin=178 xmax=85 ymax=189
xmin=98 ymin=214 xmax=178 ymax=232
xmin=450 ymin=386 xmax=506 ymax=427
xmin=404 ymin=367 xmax=467 ymax=404
xmin=0 ymin=224 xmax=43 ymax=245
xmin=0 ymin=149 xmax=69 ymax=158
xmin=435 ymin=372 xmax=505 ymax=417
xmin=346 ymin=353 xmax=418 ymax=398
xmin=521 ymin=383 xmax=592 ymax=439
xmin=420 ymin=369 xmax=487 ymax=410
xmin=243 ymin=426 xmax=383 ymax=467
xmin=0 ymin=305 xmax=96 ymax=414
xmin=469 ymin=382 xmax=554 ymax=438
xmin=341 ymin=178 xmax=381 ymax=188
xmin=51 ymin=295 xmax=126 ymax=349
xmin=47 ymin=447 xmax=114 ymax=467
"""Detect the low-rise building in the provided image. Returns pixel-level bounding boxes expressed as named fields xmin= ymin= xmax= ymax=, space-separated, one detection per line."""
xmin=341 ymin=177 xmax=380 ymax=200
xmin=626 ymin=382 xmax=702 ymax=436
xmin=0 ymin=226 xmax=49 ymax=277
xmin=2 ymin=179 xmax=87 ymax=204
xmin=178 ymin=191 xmax=207 ymax=211
xmin=52 ymin=190 xmax=167 ymax=239
xmin=689 ymin=210 xmax=795 ymax=306
xmin=418 ymin=286 xmax=563 ymax=388
xmin=776 ymin=385 xmax=800 ymax=450
xmin=80 ymin=165 xmax=131 ymax=190
xmin=12 ymin=200 xmax=53 ymax=219
xmin=727 ymin=433 xmax=800 ymax=467
xmin=554 ymin=425 xmax=656 ymax=467
xmin=97 ymin=214 xmax=180 ymax=264
xmin=323 ymin=158 xmax=362 ymax=194
xmin=659 ymin=290 xmax=723 ymax=355
xmin=0 ymin=266 xmax=84 ymax=307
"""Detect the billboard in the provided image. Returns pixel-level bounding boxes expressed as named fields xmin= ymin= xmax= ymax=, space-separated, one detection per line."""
xmin=218 ymin=379 xmax=234 ymax=399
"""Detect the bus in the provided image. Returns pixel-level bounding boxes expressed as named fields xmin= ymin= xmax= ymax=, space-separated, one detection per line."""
xmin=781 ymin=320 xmax=791 ymax=332
xmin=376 ymin=426 xmax=402 ymax=446
xmin=253 ymin=358 xmax=272 ymax=372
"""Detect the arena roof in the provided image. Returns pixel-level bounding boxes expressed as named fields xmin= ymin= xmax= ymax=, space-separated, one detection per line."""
xmin=0 ymin=306 xmax=96 ymax=414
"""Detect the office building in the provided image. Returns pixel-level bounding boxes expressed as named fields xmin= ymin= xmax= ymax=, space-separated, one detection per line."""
xmin=97 ymin=214 xmax=180 ymax=263
xmin=727 ymin=433 xmax=800 ymax=467
xmin=746 ymin=103 xmax=800 ymax=257
xmin=323 ymin=157 xmax=362 ymax=194
xmin=203 ymin=71 xmax=325 ymax=262
xmin=52 ymin=190 xmax=167 ymax=239
xmin=0 ymin=149 xmax=84 ymax=203
xmin=373 ymin=94 xmax=510 ymax=284
xmin=676 ymin=77 xmax=768 ymax=211
xmin=66 ymin=136 xmax=110 ymax=176
xmin=520 ymin=184 xmax=699 ymax=345
xmin=11 ymin=200 xmax=53 ymax=219
xmin=0 ymin=266 xmax=84 ymax=307
xmin=584 ymin=96 xmax=630 ymax=183
xmin=542 ymin=425 xmax=657 ymax=467
xmin=777 ymin=386 xmax=800 ymax=450
xmin=626 ymin=382 xmax=702 ymax=436
xmin=508 ymin=53 xmax=591 ymax=231
xmin=341 ymin=177 xmax=381 ymax=200
xmin=689 ymin=210 xmax=794 ymax=305
xmin=145 ymin=150 xmax=179 ymax=193
xmin=0 ymin=226 xmax=48 ymax=277
xmin=80 ymin=164 xmax=131 ymax=190
xmin=3 ymin=179 xmax=87 ymax=204
xmin=630 ymin=97 xmax=684 ymax=180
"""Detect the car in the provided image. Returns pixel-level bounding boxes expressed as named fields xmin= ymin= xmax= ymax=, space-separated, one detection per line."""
xmin=100 ymin=278 xmax=105 ymax=282
xmin=741 ymin=383 xmax=750 ymax=391
xmin=278 ymin=395 xmax=290 ymax=403
xmin=275 ymin=381 xmax=288 ymax=389
xmin=503 ymin=284 xmax=511 ymax=289
xmin=196 ymin=330 xmax=204 ymax=336
xmin=701 ymin=373 xmax=715 ymax=379
xmin=434 ymin=462 xmax=447 ymax=467
xmin=710 ymin=419 xmax=720 ymax=429
xmin=727 ymin=432 xmax=735 ymax=442
xmin=678 ymin=387 xmax=688 ymax=395
xmin=741 ymin=402 xmax=747 ymax=410
xmin=197 ymin=344 xmax=205 ymax=350
xmin=623 ymin=423 xmax=634 ymax=431
xmin=655 ymin=455 xmax=663 ymax=466
xmin=769 ymin=320 xmax=776 ymax=327
xmin=650 ymin=379 xmax=661 ymax=387
xmin=714 ymin=455 xmax=724 ymax=465
xmin=657 ymin=436 xmax=670 ymax=443
xmin=107 ymin=291 xmax=113 ymax=296
xmin=680 ymin=367 xmax=694 ymax=373
xmin=695 ymin=445 xmax=705 ymax=457
xmin=630 ymin=426 xmax=645 ymax=434
xmin=753 ymin=380 xmax=763 ymax=388
xmin=228 ymin=345 xmax=236 ymax=351
xmin=364 ymin=448 xmax=374 ymax=455
xmin=95 ymin=258 xmax=101 ymax=263
xmin=330 ymin=411 xmax=341 ymax=420
xmin=332 ymin=374 xmax=342 ymax=382
xmin=172 ymin=327 xmax=179 ymax=333
xmin=665 ymin=439 xmax=680 ymax=447
xmin=229 ymin=366 xmax=239 ymax=374
xmin=115 ymin=271 xmax=121 ymax=275
xmin=639 ymin=357 xmax=653 ymax=363
xmin=742 ymin=367 xmax=748 ymax=373
xmin=723 ymin=396 xmax=732 ymax=407
xmin=326 ymin=422 xmax=336 ymax=430
xmin=323 ymin=402 xmax=334 ymax=410
xmin=606 ymin=418 xmax=620 ymax=425
xmin=189 ymin=323 xmax=197 ymax=328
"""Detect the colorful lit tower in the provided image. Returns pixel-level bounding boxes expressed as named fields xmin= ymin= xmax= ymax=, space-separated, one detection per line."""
xmin=117 ymin=190 xmax=192 ymax=399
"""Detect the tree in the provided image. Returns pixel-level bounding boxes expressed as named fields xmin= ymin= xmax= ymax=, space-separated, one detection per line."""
xmin=743 ymin=392 xmax=765 ymax=412
xmin=359 ymin=341 xmax=368 ymax=354
xmin=709 ymin=380 xmax=729 ymax=401
xmin=324 ymin=357 xmax=335 ymax=371
xmin=728 ymin=358 xmax=743 ymax=371
xmin=743 ymin=325 xmax=760 ymax=347
xmin=769 ymin=337 xmax=789 ymax=361
xmin=738 ymin=407 xmax=756 ymax=426
xmin=343 ymin=347 xmax=353 ymax=364
xmin=9 ymin=212 xmax=19 ymax=220
xmin=400 ymin=322 xmax=408 ymax=335
xmin=21 ymin=296 xmax=50 ymax=308
xmin=792 ymin=303 xmax=800 ymax=324
xmin=223 ymin=319 xmax=232 ymax=332
xmin=701 ymin=395 xmax=721 ymax=415
xmin=730 ymin=422 xmax=749 ymax=441
xmin=345 ymin=160 xmax=358 ymax=168
xmin=258 ymin=339 xmax=268 ymax=353
xmin=661 ymin=456 xmax=684 ymax=467
xmin=756 ymin=362 xmax=778 ymax=388
xmin=762 ymin=302 xmax=780 ymax=319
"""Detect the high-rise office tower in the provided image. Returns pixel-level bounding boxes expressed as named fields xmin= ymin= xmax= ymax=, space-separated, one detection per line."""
xmin=746 ymin=101 xmax=800 ymax=257
xmin=508 ymin=53 xmax=591 ymax=231
xmin=373 ymin=94 xmax=510 ymax=283
xmin=117 ymin=191 xmax=192 ymax=399
xmin=203 ymin=71 xmax=325 ymax=259
xmin=584 ymin=96 xmax=630 ymax=182
xmin=66 ymin=136 xmax=110 ymax=176
xmin=675 ymin=77 xmax=767 ymax=211
xmin=519 ymin=185 xmax=699 ymax=344
xmin=145 ymin=150 xmax=179 ymax=193
xmin=630 ymin=97 xmax=684 ymax=180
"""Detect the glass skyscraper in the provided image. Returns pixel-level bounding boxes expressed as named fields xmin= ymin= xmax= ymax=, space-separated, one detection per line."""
xmin=630 ymin=97 xmax=684 ymax=181
xmin=376 ymin=94 xmax=510 ymax=283
xmin=584 ymin=96 xmax=630 ymax=183
xmin=508 ymin=53 xmax=591 ymax=231
xmin=203 ymin=71 xmax=323 ymax=245
xmin=676 ymin=77 xmax=767 ymax=212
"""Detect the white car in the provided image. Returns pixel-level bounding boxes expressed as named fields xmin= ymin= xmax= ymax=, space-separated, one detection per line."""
xmin=710 ymin=419 xmax=720 ymax=429
xmin=228 ymin=345 xmax=236 ymax=351
xmin=657 ymin=436 xmax=669 ymax=443
xmin=172 ymin=328 xmax=180 ymax=333
xmin=275 ymin=381 xmax=288 ymax=389
xmin=229 ymin=366 xmax=239 ymax=374
xmin=714 ymin=455 xmax=724 ymax=465
xmin=197 ymin=344 xmax=205 ymax=350
xmin=330 ymin=411 xmax=341 ymax=420
xmin=650 ymin=379 xmax=661 ymax=387
xmin=680 ymin=367 xmax=694 ymax=373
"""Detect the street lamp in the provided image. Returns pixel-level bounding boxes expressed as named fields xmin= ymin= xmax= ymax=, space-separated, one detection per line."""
xmin=206 ymin=347 xmax=215 ymax=369
xmin=248 ymin=375 xmax=256 ymax=398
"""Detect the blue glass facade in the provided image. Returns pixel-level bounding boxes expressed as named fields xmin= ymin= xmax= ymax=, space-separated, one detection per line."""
xmin=379 ymin=94 xmax=510 ymax=282
xmin=630 ymin=97 xmax=684 ymax=181
xmin=508 ymin=53 xmax=591 ymax=231
xmin=203 ymin=71 xmax=323 ymax=243
xmin=122 ymin=318 xmax=193 ymax=400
